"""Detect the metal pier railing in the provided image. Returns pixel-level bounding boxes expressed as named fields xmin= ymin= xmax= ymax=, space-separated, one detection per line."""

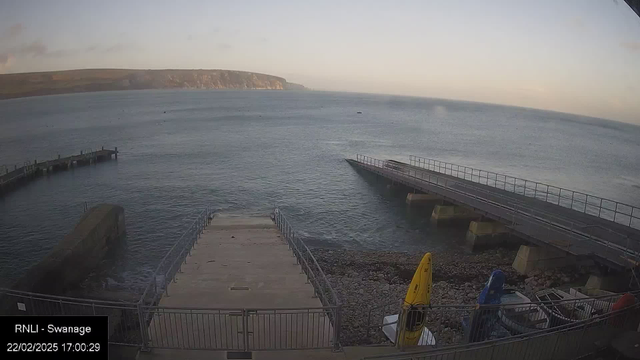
xmin=408 ymin=155 xmax=640 ymax=229
xmin=353 ymin=155 xmax=640 ymax=270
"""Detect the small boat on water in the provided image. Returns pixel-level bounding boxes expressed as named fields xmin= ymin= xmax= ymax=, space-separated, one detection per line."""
xmin=569 ymin=287 xmax=621 ymax=314
xmin=498 ymin=290 xmax=550 ymax=334
xmin=535 ymin=289 xmax=596 ymax=326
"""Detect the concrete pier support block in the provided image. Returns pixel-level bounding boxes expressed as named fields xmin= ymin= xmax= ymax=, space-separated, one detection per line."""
xmin=465 ymin=221 xmax=518 ymax=251
xmin=406 ymin=193 xmax=442 ymax=206
xmin=585 ymin=274 xmax=629 ymax=292
xmin=430 ymin=205 xmax=480 ymax=224
xmin=512 ymin=245 xmax=575 ymax=275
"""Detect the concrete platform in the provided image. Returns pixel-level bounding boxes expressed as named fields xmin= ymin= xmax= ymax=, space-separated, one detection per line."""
xmin=146 ymin=214 xmax=332 ymax=351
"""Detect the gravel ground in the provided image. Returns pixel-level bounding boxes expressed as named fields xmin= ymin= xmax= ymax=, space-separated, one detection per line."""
xmin=312 ymin=248 xmax=594 ymax=346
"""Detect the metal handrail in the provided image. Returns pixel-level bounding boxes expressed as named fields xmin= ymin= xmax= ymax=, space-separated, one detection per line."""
xmin=408 ymin=155 xmax=640 ymax=229
xmin=273 ymin=208 xmax=340 ymax=308
xmin=139 ymin=206 xmax=214 ymax=305
xmin=362 ymin=300 xmax=640 ymax=359
xmin=355 ymin=154 xmax=640 ymax=266
xmin=273 ymin=208 xmax=342 ymax=350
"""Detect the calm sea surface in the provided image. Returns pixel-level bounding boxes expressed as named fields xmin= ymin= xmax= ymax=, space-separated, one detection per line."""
xmin=1 ymin=90 xmax=639 ymax=290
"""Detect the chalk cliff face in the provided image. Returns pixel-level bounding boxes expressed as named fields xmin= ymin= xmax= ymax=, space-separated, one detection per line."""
xmin=0 ymin=69 xmax=306 ymax=99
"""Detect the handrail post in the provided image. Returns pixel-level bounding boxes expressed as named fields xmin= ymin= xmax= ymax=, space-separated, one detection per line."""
xmin=137 ymin=301 xmax=149 ymax=350
xmin=396 ymin=306 xmax=408 ymax=351
xmin=598 ymin=198 xmax=603 ymax=218
xmin=243 ymin=309 xmax=249 ymax=352
xmin=333 ymin=305 xmax=342 ymax=351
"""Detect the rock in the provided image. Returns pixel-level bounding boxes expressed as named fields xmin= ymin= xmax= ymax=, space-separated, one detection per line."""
xmin=309 ymin=246 xmax=584 ymax=347
xmin=529 ymin=269 xmax=541 ymax=277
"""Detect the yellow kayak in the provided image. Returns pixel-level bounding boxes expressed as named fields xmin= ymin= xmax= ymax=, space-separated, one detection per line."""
xmin=398 ymin=252 xmax=432 ymax=346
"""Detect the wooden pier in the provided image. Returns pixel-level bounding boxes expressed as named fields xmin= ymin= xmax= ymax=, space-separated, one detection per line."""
xmin=0 ymin=147 xmax=118 ymax=196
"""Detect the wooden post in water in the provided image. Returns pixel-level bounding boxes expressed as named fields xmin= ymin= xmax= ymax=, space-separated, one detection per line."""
xmin=115 ymin=147 xmax=118 ymax=159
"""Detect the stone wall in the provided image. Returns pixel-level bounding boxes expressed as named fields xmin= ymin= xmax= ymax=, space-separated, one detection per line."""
xmin=10 ymin=204 xmax=125 ymax=294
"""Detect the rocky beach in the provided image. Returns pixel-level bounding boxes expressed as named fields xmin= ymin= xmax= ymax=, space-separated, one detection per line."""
xmin=312 ymin=248 xmax=595 ymax=346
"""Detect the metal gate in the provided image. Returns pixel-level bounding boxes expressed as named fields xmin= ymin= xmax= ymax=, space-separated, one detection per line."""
xmin=143 ymin=306 xmax=338 ymax=351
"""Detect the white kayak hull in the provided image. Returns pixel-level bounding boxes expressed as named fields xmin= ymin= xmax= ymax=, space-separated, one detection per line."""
xmin=382 ymin=314 xmax=436 ymax=346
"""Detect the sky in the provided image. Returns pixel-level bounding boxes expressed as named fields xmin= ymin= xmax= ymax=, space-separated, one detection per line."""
xmin=1 ymin=0 xmax=639 ymax=124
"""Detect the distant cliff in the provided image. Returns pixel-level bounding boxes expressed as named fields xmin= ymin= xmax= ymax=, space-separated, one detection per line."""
xmin=0 ymin=69 xmax=306 ymax=100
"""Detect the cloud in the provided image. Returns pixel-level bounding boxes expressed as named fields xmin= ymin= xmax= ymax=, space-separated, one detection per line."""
xmin=1 ymin=24 xmax=23 ymax=41
xmin=16 ymin=40 xmax=47 ymax=56
xmin=568 ymin=17 xmax=585 ymax=29
xmin=515 ymin=86 xmax=546 ymax=94
xmin=6 ymin=24 xmax=23 ymax=38
xmin=620 ymin=41 xmax=640 ymax=51
xmin=46 ymin=48 xmax=76 ymax=57
xmin=217 ymin=43 xmax=232 ymax=51
xmin=0 ymin=53 xmax=15 ymax=74
xmin=104 ymin=43 xmax=127 ymax=53
xmin=83 ymin=43 xmax=130 ymax=54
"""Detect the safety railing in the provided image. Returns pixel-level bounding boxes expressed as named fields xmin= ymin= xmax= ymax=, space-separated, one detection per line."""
xmin=355 ymin=154 xmax=640 ymax=266
xmin=409 ymin=155 xmax=640 ymax=229
xmin=362 ymin=297 xmax=640 ymax=360
xmin=366 ymin=291 xmax=627 ymax=350
xmin=139 ymin=206 xmax=214 ymax=306
xmin=144 ymin=305 xmax=338 ymax=351
xmin=0 ymin=287 xmax=144 ymax=346
xmin=1 ymin=206 xmax=341 ymax=352
xmin=273 ymin=208 xmax=342 ymax=350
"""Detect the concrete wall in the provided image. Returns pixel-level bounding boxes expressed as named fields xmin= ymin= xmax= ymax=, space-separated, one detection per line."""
xmin=406 ymin=193 xmax=442 ymax=206
xmin=512 ymin=245 xmax=575 ymax=275
xmin=10 ymin=204 xmax=125 ymax=294
xmin=465 ymin=221 xmax=523 ymax=251
xmin=431 ymin=205 xmax=480 ymax=225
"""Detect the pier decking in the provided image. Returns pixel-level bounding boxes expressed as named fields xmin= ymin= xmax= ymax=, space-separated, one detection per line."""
xmin=349 ymin=155 xmax=640 ymax=271
xmin=0 ymin=147 xmax=118 ymax=196
xmin=145 ymin=214 xmax=334 ymax=351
